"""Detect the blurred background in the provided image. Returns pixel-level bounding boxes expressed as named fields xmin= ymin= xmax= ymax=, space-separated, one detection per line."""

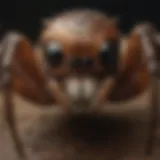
xmin=0 ymin=0 xmax=158 ymax=41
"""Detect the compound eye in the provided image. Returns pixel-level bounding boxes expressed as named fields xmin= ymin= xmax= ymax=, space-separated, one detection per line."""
xmin=45 ymin=42 xmax=63 ymax=67
xmin=99 ymin=43 xmax=110 ymax=66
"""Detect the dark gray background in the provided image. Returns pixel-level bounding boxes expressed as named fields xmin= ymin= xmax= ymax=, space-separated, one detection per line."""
xmin=0 ymin=0 xmax=158 ymax=40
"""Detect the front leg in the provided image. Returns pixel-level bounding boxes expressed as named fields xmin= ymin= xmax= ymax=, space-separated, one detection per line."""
xmin=3 ymin=77 xmax=27 ymax=160
xmin=0 ymin=32 xmax=28 ymax=159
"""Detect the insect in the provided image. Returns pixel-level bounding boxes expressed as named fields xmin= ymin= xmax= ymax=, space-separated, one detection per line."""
xmin=1 ymin=9 xmax=159 ymax=159
xmin=39 ymin=9 xmax=160 ymax=155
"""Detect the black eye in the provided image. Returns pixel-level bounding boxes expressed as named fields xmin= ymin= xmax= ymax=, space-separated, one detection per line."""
xmin=45 ymin=42 xmax=63 ymax=67
xmin=99 ymin=41 xmax=119 ymax=75
xmin=99 ymin=43 xmax=110 ymax=66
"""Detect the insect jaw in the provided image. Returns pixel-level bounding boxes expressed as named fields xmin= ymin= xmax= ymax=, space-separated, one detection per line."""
xmin=63 ymin=76 xmax=98 ymax=108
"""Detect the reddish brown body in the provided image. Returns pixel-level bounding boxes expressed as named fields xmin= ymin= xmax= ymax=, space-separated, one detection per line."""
xmin=11 ymin=26 xmax=150 ymax=103
xmin=39 ymin=9 xmax=151 ymax=103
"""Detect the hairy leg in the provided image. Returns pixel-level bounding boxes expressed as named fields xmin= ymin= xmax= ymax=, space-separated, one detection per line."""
xmin=3 ymin=81 xmax=27 ymax=160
